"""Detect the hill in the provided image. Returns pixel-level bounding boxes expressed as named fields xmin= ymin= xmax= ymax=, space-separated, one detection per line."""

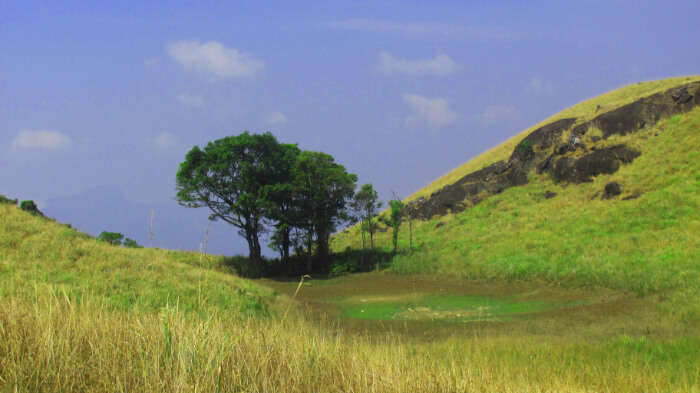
xmin=0 ymin=201 xmax=278 ymax=316
xmin=333 ymin=76 xmax=700 ymax=325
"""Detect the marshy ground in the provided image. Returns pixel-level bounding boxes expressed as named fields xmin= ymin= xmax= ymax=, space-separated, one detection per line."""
xmin=258 ymin=272 xmax=658 ymax=342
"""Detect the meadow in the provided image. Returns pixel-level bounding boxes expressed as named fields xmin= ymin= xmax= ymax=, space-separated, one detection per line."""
xmin=1 ymin=76 xmax=699 ymax=392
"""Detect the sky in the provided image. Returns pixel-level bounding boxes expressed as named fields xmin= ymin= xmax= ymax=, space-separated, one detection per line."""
xmin=2 ymin=1 xmax=699 ymax=256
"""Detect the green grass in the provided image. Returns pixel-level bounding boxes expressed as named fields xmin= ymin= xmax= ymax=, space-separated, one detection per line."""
xmin=0 ymin=203 xmax=279 ymax=318
xmin=339 ymin=293 xmax=555 ymax=321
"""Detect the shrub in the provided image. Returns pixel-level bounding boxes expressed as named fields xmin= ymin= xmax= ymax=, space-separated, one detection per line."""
xmin=515 ymin=139 xmax=533 ymax=155
xmin=123 ymin=238 xmax=141 ymax=248
xmin=98 ymin=231 xmax=124 ymax=246
xmin=0 ymin=194 xmax=18 ymax=205
xmin=20 ymin=200 xmax=43 ymax=216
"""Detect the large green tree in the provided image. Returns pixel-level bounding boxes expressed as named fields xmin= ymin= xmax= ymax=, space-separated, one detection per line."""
xmin=266 ymin=143 xmax=301 ymax=263
xmin=293 ymin=151 xmax=357 ymax=272
xmin=175 ymin=132 xmax=289 ymax=263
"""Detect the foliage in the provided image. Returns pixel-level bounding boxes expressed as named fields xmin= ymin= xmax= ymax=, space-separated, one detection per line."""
xmin=266 ymin=143 xmax=302 ymax=263
xmin=350 ymin=184 xmax=382 ymax=251
xmin=98 ymin=231 xmax=124 ymax=246
xmin=292 ymin=150 xmax=357 ymax=272
xmin=123 ymin=238 xmax=141 ymax=248
xmin=515 ymin=139 xmax=533 ymax=155
xmin=19 ymin=200 xmax=42 ymax=216
xmin=0 ymin=194 xmax=17 ymax=205
xmin=176 ymin=132 xmax=291 ymax=263
xmin=380 ymin=199 xmax=404 ymax=253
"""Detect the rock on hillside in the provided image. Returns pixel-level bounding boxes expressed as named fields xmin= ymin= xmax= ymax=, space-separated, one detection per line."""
xmin=407 ymin=81 xmax=700 ymax=220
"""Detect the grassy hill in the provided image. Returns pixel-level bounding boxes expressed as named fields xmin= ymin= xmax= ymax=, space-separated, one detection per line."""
xmin=333 ymin=75 xmax=700 ymax=325
xmin=0 ymin=202 xmax=277 ymax=317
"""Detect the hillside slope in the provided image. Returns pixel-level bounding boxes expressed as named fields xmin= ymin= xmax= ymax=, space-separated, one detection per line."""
xmin=0 ymin=203 xmax=278 ymax=316
xmin=333 ymin=76 xmax=700 ymax=324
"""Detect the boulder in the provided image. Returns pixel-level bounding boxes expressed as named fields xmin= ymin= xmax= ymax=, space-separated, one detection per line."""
xmin=550 ymin=145 xmax=640 ymax=183
xmin=603 ymin=182 xmax=622 ymax=199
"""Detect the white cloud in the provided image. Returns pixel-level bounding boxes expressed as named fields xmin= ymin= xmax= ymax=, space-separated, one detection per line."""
xmin=377 ymin=52 xmax=459 ymax=77
xmin=176 ymin=93 xmax=205 ymax=108
xmin=12 ymin=129 xmax=71 ymax=150
xmin=265 ymin=112 xmax=288 ymax=126
xmin=480 ymin=105 xmax=518 ymax=123
xmin=148 ymin=132 xmax=179 ymax=151
xmin=402 ymin=93 xmax=457 ymax=128
xmin=526 ymin=77 xmax=556 ymax=95
xmin=166 ymin=40 xmax=264 ymax=78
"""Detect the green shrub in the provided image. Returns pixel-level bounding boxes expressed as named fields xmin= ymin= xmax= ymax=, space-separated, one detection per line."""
xmin=0 ymin=194 xmax=18 ymax=205
xmin=98 ymin=231 xmax=124 ymax=246
xmin=20 ymin=200 xmax=42 ymax=216
xmin=123 ymin=238 xmax=141 ymax=248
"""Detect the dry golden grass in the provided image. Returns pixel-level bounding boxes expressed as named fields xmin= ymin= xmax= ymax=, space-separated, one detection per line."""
xmin=1 ymin=291 xmax=697 ymax=393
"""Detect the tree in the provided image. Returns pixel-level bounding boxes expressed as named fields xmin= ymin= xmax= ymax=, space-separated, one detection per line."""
xmin=265 ymin=143 xmax=301 ymax=264
xmin=20 ymin=200 xmax=43 ymax=216
xmin=176 ymin=132 xmax=290 ymax=264
xmin=123 ymin=238 xmax=141 ymax=248
xmin=380 ymin=199 xmax=404 ymax=253
xmin=293 ymin=151 xmax=357 ymax=272
xmin=352 ymin=184 xmax=382 ymax=251
xmin=98 ymin=231 xmax=124 ymax=246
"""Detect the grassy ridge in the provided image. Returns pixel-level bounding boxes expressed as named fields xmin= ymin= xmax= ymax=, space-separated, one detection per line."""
xmin=333 ymin=77 xmax=700 ymax=325
xmin=0 ymin=203 xmax=277 ymax=317
xmin=406 ymin=75 xmax=700 ymax=202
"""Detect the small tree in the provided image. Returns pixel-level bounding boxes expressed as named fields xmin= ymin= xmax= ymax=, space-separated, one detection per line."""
xmin=0 ymin=195 xmax=18 ymax=205
xmin=380 ymin=199 xmax=404 ymax=253
xmin=123 ymin=238 xmax=141 ymax=248
xmin=98 ymin=231 xmax=124 ymax=246
xmin=352 ymin=184 xmax=382 ymax=251
xmin=20 ymin=200 xmax=42 ymax=216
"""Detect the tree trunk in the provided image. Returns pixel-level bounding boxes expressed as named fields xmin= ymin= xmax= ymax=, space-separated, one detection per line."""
xmin=306 ymin=230 xmax=313 ymax=273
xmin=281 ymin=228 xmax=290 ymax=264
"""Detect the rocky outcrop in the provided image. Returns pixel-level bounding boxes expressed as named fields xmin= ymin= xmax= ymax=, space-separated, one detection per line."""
xmin=406 ymin=81 xmax=700 ymax=220
xmin=550 ymin=146 xmax=640 ymax=184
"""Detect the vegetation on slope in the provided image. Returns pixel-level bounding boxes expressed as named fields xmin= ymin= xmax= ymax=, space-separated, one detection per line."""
xmin=0 ymin=203 xmax=277 ymax=317
xmin=333 ymin=76 xmax=700 ymax=325
xmin=406 ymin=75 xmax=700 ymax=201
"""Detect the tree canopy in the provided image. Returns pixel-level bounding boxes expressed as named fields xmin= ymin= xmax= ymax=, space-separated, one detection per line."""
xmin=176 ymin=132 xmax=358 ymax=273
xmin=176 ymin=132 xmax=292 ymax=263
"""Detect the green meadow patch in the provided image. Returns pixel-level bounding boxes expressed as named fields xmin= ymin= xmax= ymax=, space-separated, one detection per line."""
xmin=338 ymin=293 xmax=562 ymax=322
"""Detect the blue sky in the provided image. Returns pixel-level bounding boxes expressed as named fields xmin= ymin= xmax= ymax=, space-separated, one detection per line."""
xmin=2 ymin=1 xmax=699 ymax=256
